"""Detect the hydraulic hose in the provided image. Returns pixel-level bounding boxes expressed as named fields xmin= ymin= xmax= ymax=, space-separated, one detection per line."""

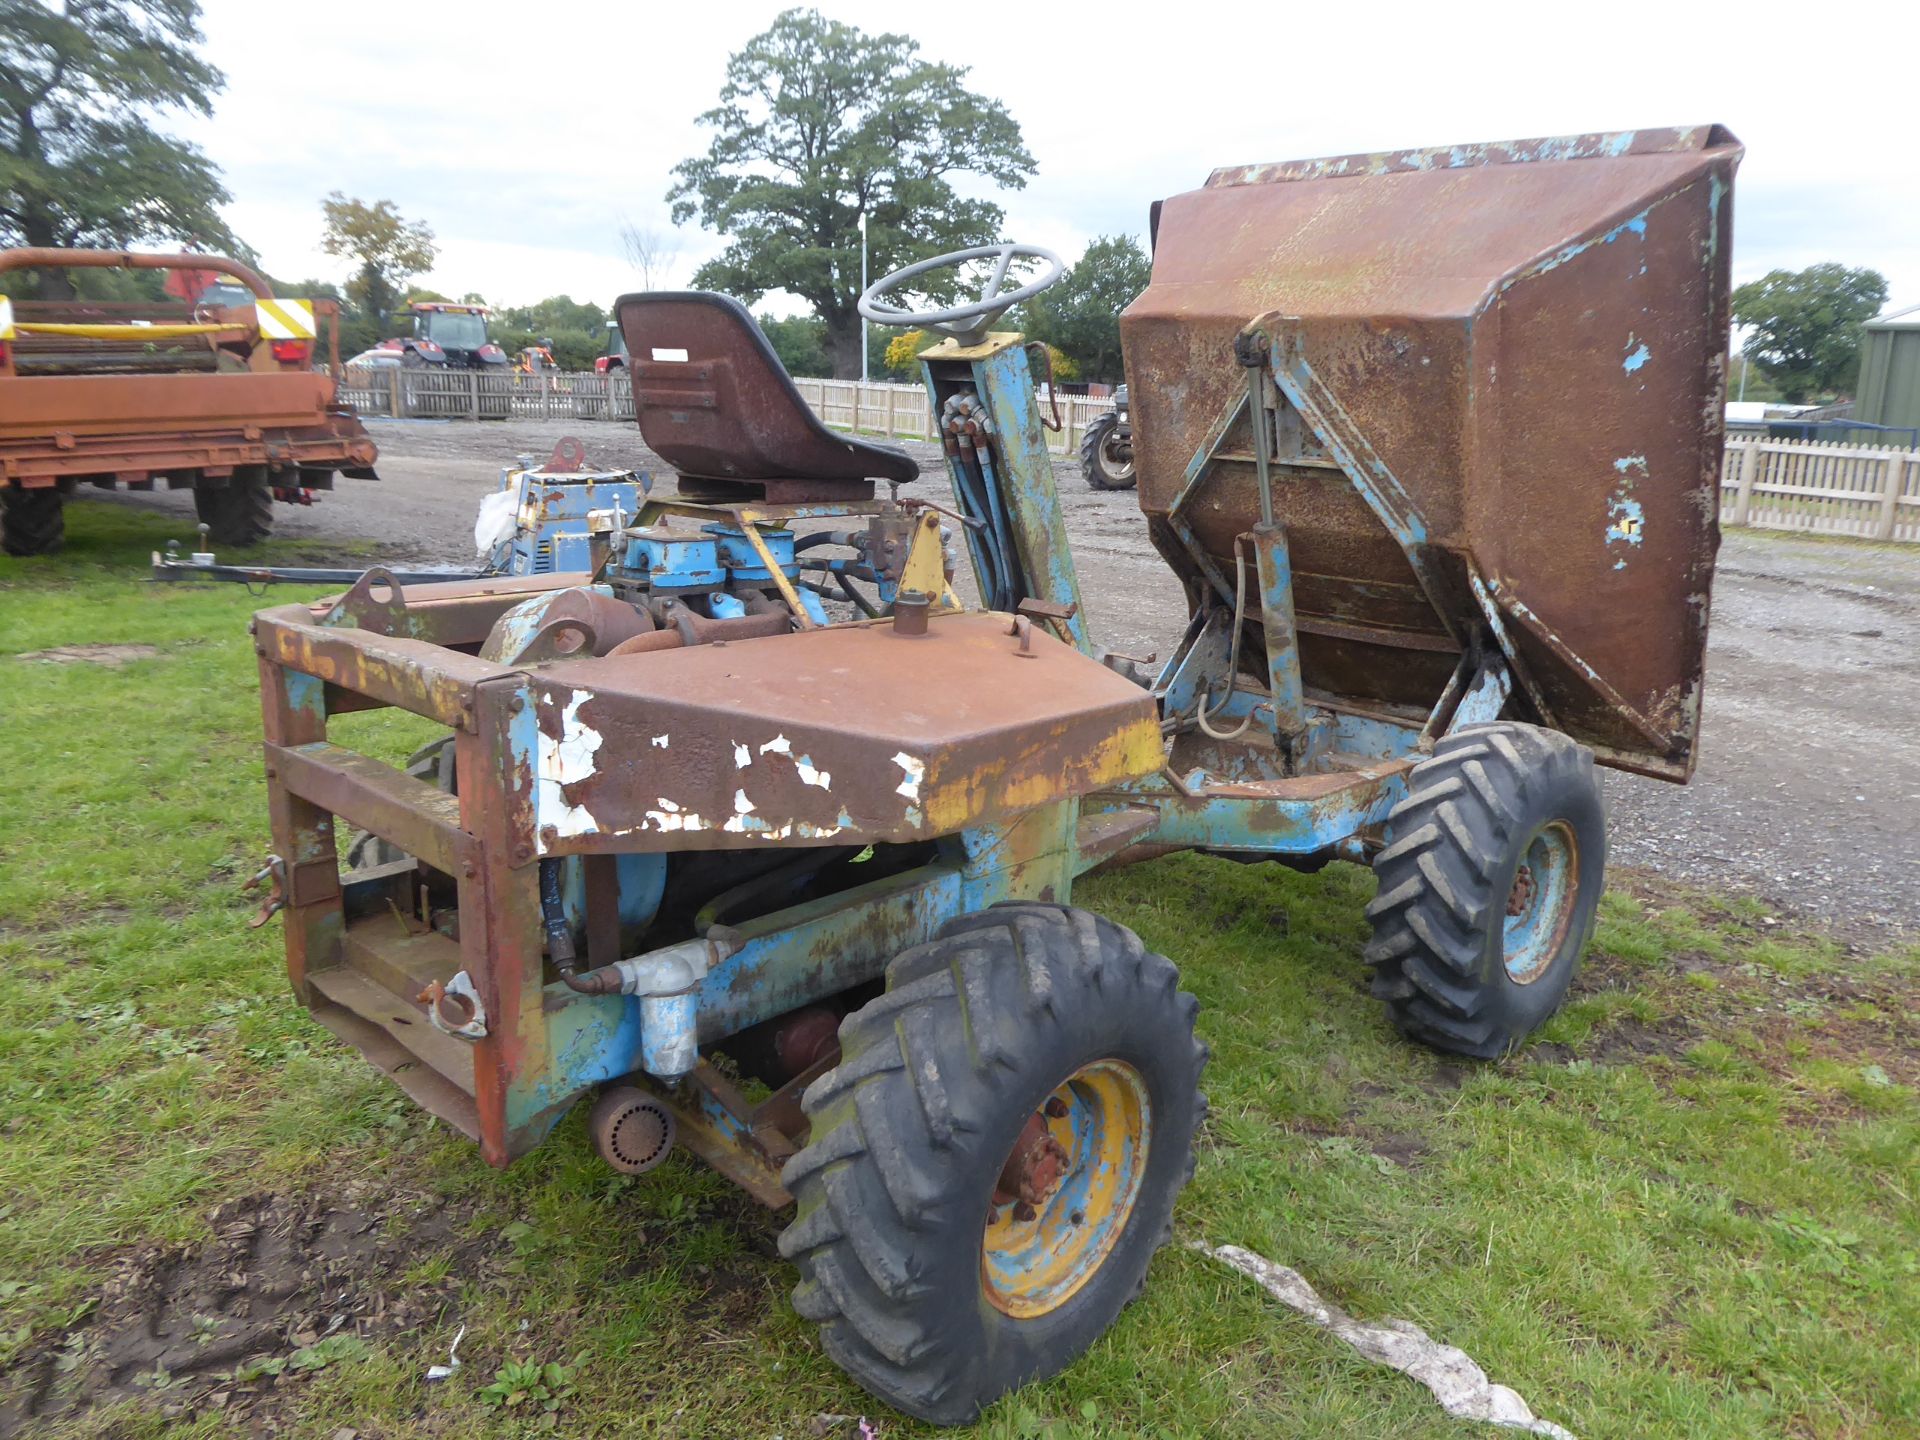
xmin=539 ymin=858 xmax=578 ymax=974
xmin=1196 ymin=535 xmax=1257 ymax=742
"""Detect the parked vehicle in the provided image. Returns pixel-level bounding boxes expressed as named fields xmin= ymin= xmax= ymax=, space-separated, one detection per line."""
xmin=594 ymin=320 xmax=629 ymax=373
xmin=247 ymin=126 xmax=1740 ymax=1425
xmin=374 ymin=301 xmax=510 ymax=370
xmin=0 ymin=248 xmax=377 ymax=555
xmin=1080 ymin=383 xmax=1133 ymax=490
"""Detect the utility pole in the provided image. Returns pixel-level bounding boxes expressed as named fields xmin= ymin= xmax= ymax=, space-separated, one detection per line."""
xmin=860 ymin=213 xmax=870 ymax=386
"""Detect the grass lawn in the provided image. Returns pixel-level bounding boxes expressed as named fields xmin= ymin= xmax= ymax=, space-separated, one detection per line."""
xmin=1 ymin=500 xmax=1916 ymax=1439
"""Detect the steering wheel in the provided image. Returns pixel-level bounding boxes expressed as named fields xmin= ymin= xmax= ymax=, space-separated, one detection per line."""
xmin=858 ymin=242 xmax=1065 ymax=343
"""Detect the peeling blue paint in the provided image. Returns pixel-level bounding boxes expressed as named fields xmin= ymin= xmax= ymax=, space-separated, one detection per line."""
xmin=1508 ymin=206 xmax=1653 ymax=286
xmin=1622 ymin=341 xmax=1652 ymax=373
xmin=1613 ymin=455 xmax=1649 ymax=477
xmin=1607 ymin=495 xmax=1646 ymax=550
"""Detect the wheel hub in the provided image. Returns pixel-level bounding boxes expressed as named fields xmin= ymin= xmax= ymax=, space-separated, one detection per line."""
xmin=1502 ymin=822 xmax=1579 ymax=984
xmin=994 ymin=1112 xmax=1071 ymax=1212
xmin=1506 ymin=864 xmax=1537 ymax=917
xmin=981 ymin=1059 xmax=1151 ymax=1319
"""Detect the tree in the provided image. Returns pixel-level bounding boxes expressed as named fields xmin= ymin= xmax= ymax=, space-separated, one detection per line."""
xmin=668 ymin=8 xmax=1034 ymax=379
xmin=320 ymin=193 xmax=436 ymax=333
xmin=883 ymin=328 xmax=930 ymax=377
xmin=500 ymin=295 xmax=607 ymax=336
xmin=0 ymin=0 xmax=236 ymax=298
xmin=1732 ymin=263 xmax=1889 ymax=403
xmin=1018 ymin=235 xmax=1150 ymax=385
xmin=619 ymin=219 xmax=682 ymax=291
xmin=757 ymin=311 xmax=829 ymax=378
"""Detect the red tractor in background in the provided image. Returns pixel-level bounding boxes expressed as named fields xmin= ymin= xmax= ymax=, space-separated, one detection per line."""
xmin=593 ymin=319 xmax=628 ymax=374
xmin=375 ymin=300 xmax=510 ymax=370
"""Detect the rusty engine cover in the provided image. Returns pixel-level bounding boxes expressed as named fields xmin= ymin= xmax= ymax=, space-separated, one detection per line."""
xmin=528 ymin=610 xmax=1164 ymax=854
xmin=1122 ymin=127 xmax=1742 ymax=779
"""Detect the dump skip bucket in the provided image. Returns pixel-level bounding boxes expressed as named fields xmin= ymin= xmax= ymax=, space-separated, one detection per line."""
xmin=1122 ymin=127 xmax=1742 ymax=780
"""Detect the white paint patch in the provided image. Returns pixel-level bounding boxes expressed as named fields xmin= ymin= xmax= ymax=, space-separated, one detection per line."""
xmin=651 ymin=734 xmax=669 ymax=748
xmin=733 ymin=742 xmax=751 ymax=768
xmin=1196 ymin=1245 xmax=1576 ymax=1439
xmin=893 ymin=751 xmax=925 ymax=801
xmin=644 ymin=797 xmax=711 ymax=833
xmin=733 ymin=788 xmax=756 ymax=815
xmin=759 ymin=734 xmax=792 ymax=756
xmin=535 ymin=692 xmax=603 ymax=841
xmin=795 ymin=756 xmax=832 ymax=790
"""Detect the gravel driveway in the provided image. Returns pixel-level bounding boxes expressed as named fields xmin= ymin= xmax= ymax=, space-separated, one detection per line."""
xmin=117 ymin=416 xmax=1920 ymax=939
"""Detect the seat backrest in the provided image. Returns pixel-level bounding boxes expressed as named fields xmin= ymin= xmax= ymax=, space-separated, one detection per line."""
xmin=615 ymin=291 xmax=917 ymax=485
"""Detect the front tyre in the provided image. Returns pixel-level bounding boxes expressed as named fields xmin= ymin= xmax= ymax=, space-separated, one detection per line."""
xmin=1365 ymin=722 xmax=1606 ymax=1058
xmin=780 ymin=903 xmax=1206 ymax=1426
xmin=1079 ymin=412 xmax=1135 ymax=490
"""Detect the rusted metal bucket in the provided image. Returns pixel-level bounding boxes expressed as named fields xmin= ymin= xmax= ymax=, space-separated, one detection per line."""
xmin=1122 ymin=127 xmax=1742 ymax=779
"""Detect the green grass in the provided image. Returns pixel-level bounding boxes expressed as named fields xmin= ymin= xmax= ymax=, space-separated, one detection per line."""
xmin=2 ymin=500 xmax=1917 ymax=1438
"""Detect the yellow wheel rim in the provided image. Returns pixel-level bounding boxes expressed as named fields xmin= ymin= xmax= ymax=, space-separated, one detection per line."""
xmin=981 ymin=1058 xmax=1151 ymax=1319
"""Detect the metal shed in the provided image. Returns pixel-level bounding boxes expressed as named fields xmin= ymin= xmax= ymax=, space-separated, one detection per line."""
xmin=1855 ymin=303 xmax=1920 ymax=428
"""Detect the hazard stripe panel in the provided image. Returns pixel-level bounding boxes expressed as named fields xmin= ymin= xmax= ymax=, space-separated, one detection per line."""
xmin=255 ymin=298 xmax=317 ymax=339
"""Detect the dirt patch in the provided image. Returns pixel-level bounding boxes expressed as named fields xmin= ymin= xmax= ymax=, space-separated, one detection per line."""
xmin=12 ymin=643 xmax=161 ymax=667
xmin=1588 ymin=1016 xmax=1698 ymax=1066
xmin=0 ymin=1187 xmax=484 ymax=1433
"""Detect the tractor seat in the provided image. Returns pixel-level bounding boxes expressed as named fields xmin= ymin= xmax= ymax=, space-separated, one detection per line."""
xmin=615 ymin=291 xmax=918 ymax=502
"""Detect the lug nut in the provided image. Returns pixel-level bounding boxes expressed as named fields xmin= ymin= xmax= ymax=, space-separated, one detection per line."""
xmin=1044 ymin=1097 xmax=1069 ymax=1119
xmin=1012 ymin=1202 xmax=1037 ymax=1223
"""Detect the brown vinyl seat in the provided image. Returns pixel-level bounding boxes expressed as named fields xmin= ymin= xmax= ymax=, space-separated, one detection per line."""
xmin=614 ymin=291 xmax=918 ymax=498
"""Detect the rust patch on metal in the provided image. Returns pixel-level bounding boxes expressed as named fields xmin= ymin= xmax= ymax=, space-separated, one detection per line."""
xmin=1122 ymin=127 xmax=1741 ymax=780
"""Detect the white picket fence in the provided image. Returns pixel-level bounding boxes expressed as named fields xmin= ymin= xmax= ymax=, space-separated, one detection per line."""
xmin=339 ymin=367 xmax=1115 ymax=457
xmin=1719 ymin=437 xmax=1920 ymax=543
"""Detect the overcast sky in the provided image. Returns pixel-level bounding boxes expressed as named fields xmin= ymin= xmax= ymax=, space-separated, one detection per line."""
xmin=183 ymin=0 xmax=1919 ymax=317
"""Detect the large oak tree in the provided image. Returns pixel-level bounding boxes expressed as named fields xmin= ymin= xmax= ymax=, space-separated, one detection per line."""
xmin=0 ymin=0 xmax=235 ymax=297
xmin=669 ymin=8 xmax=1035 ymax=378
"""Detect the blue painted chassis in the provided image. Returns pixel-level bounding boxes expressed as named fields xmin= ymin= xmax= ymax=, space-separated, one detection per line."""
xmin=277 ymin=329 xmax=1505 ymax=1194
xmin=512 ymin=335 xmax=1506 ymax=1162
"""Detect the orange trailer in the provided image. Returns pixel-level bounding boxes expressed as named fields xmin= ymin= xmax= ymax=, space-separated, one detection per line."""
xmin=0 ymin=249 xmax=378 ymax=556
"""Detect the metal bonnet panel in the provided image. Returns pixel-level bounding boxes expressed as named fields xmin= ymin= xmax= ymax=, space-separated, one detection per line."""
xmin=1121 ymin=127 xmax=1742 ymax=779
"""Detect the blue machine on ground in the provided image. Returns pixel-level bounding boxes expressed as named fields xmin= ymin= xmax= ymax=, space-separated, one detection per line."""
xmin=478 ymin=436 xmax=650 ymax=577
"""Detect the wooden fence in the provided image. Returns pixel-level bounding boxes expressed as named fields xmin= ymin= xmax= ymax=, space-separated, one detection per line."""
xmin=1719 ymin=437 xmax=1920 ymax=542
xmin=340 ymin=367 xmax=1116 ymax=458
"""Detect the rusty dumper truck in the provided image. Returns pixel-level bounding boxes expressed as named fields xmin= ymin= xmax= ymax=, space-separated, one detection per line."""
xmin=0 ymin=249 xmax=377 ymax=556
xmin=249 ymin=127 xmax=1739 ymax=1421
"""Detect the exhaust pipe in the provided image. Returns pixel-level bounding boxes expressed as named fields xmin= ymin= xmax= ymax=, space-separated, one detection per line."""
xmin=588 ymin=1085 xmax=677 ymax=1175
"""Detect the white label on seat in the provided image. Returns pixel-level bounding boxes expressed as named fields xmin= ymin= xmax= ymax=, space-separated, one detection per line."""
xmin=650 ymin=347 xmax=689 ymax=362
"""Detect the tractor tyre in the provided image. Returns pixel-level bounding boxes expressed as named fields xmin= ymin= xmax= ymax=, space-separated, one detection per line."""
xmin=1 ymin=486 xmax=65 ymax=557
xmin=1080 ymin=412 xmax=1135 ymax=491
xmin=194 ymin=466 xmax=275 ymax=547
xmin=1365 ymin=721 xmax=1606 ymax=1059
xmin=780 ymin=902 xmax=1206 ymax=1426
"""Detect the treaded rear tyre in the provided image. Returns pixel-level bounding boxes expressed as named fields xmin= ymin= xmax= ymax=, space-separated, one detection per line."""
xmin=194 ymin=465 xmax=275 ymax=547
xmin=1079 ymin=412 xmax=1135 ymax=491
xmin=779 ymin=902 xmax=1206 ymax=1425
xmin=1 ymin=486 xmax=65 ymax=556
xmin=1366 ymin=722 xmax=1606 ymax=1058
